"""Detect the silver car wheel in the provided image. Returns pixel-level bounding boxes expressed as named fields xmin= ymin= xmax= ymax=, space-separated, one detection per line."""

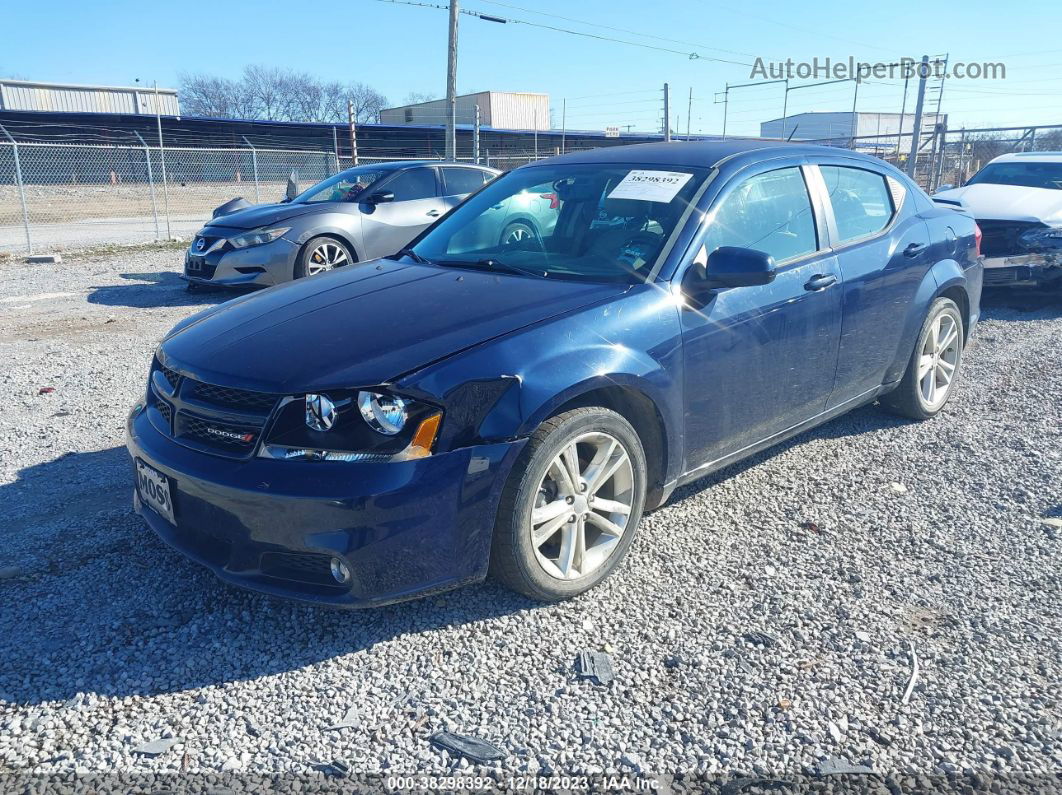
xmin=306 ymin=242 xmax=348 ymax=275
xmin=917 ymin=311 xmax=960 ymax=409
xmin=530 ymin=431 xmax=634 ymax=581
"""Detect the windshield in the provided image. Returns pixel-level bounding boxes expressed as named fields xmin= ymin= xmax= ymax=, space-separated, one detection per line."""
xmin=292 ymin=166 xmax=389 ymax=204
xmin=410 ymin=163 xmax=709 ymax=283
xmin=966 ymin=161 xmax=1062 ymax=190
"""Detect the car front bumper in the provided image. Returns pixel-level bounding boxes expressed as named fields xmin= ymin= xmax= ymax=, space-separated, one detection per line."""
xmin=982 ymin=254 xmax=1062 ymax=288
xmin=126 ymin=406 xmax=526 ymax=607
xmin=183 ymin=236 xmax=300 ymax=288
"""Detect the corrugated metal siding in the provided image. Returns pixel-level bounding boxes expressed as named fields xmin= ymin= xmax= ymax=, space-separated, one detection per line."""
xmin=378 ymin=92 xmax=548 ymax=130
xmin=487 ymin=92 xmax=549 ymax=130
xmin=0 ymin=80 xmax=179 ymax=116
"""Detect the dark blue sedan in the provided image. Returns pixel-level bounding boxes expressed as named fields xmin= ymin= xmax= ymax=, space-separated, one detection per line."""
xmin=126 ymin=141 xmax=983 ymax=605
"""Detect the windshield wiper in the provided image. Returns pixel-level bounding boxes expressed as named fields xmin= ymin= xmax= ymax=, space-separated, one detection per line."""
xmin=390 ymin=248 xmax=431 ymax=264
xmin=434 ymin=258 xmax=549 ymax=279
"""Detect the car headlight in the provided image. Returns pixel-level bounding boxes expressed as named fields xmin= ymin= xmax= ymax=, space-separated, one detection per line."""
xmin=357 ymin=391 xmax=409 ymax=435
xmin=228 ymin=226 xmax=290 ymax=249
xmin=260 ymin=389 xmax=441 ymax=462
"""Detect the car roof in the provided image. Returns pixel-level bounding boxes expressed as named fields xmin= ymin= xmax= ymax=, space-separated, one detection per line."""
xmin=524 ymin=140 xmax=883 ymax=170
xmin=345 ymin=160 xmax=496 ymax=173
xmin=988 ymin=151 xmax=1062 ymax=164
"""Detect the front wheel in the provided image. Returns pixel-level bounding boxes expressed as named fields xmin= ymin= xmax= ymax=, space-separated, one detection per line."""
xmin=489 ymin=407 xmax=647 ymax=601
xmin=880 ymin=297 xmax=965 ymax=420
xmin=295 ymin=237 xmax=353 ymax=279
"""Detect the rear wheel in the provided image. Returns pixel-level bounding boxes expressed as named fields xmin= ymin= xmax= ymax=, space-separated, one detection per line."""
xmin=489 ymin=407 xmax=647 ymax=601
xmin=880 ymin=297 xmax=964 ymax=420
xmin=295 ymin=237 xmax=353 ymax=279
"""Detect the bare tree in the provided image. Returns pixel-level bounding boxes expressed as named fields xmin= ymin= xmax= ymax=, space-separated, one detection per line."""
xmin=178 ymin=66 xmax=388 ymax=123
xmin=403 ymin=91 xmax=436 ymax=105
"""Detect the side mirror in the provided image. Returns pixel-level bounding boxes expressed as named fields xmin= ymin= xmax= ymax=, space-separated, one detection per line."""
xmin=681 ymin=246 xmax=776 ymax=307
xmin=366 ymin=191 xmax=395 ymax=205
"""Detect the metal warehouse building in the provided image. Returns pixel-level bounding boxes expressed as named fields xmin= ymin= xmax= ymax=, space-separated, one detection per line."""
xmin=0 ymin=79 xmax=180 ymax=116
xmin=760 ymin=111 xmax=947 ymax=142
xmin=380 ymin=91 xmax=550 ymax=130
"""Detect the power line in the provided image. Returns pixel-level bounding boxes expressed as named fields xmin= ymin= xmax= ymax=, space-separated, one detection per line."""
xmin=371 ymin=0 xmax=754 ymax=66
xmin=471 ymin=0 xmax=763 ymax=60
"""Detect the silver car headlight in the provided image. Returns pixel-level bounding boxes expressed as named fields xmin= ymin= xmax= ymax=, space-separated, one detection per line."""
xmin=228 ymin=226 xmax=290 ymax=249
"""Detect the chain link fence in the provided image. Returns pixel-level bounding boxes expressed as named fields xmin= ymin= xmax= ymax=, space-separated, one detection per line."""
xmin=0 ymin=142 xmax=338 ymax=254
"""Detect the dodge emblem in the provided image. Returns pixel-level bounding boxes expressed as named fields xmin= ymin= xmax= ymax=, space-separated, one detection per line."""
xmin=305 ymin=394 xmax=337 ymax=432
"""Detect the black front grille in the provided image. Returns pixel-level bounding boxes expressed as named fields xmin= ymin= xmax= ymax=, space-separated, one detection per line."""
xmin=159 ymin=364 xmax=181 ymax=390
xmin=976 ymin=219 xmax=1047 ymax=258
xmin=191 ymin=382 xmax=279 ymax=412
xmin=179 ymin=414 xmax=260 ymax=451
xmin=154 ymin=395 xmax=173 ymax=425
xmin=185 ymin=258 xmax=218 ymax=279
xmin=148 ymin=359 xmax=280 ymax=457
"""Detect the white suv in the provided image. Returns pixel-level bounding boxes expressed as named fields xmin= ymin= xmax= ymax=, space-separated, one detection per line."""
xmin=934 ymin=152 xmax=1062 ymax=288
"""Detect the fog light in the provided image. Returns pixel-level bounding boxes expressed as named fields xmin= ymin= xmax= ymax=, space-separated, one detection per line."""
xmin=329 ymin=557 xmax=351 ymax=584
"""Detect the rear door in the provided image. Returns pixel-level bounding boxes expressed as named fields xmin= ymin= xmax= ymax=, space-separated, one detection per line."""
xmin=809 ymin=161 xmax=932 ymax=407
xmin=358 ymin=167 xmax=444 ymax=259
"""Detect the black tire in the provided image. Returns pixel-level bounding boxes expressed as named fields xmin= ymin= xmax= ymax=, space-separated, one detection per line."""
xmin=294 ymin=236 xmax=354 ymax=280
xmin=499 ymin=221 xmax=538 ymax=248
xmin=489 ymin=407 xmax=647 ymax=601
xmin=879 ymin=297 xmax=965 ymax=420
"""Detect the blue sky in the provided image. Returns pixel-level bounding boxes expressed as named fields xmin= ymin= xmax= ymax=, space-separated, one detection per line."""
xmin=4 ymin=0 xmax=1062 ymax=136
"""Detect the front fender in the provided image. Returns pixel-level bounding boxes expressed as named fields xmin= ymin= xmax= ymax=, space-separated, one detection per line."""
xmin=396 ymin=286 xmax=685 ymax=477
xmin=288 ymin=213 xmax=361 ymax=257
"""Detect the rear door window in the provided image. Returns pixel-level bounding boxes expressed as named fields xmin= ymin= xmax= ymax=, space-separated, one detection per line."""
xmin=442 ymin=167 xmax=492 ymax=196
xmin=384 ymin=168 xmax=439 ymax=202
xmin=820 ymin=166 xmax=894 ymax=243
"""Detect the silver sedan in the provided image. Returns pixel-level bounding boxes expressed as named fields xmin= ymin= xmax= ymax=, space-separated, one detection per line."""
xmin=183 ymin=161 xmax=499 ymax=289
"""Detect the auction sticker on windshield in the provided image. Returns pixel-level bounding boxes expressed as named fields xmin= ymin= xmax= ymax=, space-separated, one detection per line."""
xmin=607 ymin=170 xmax=693 ymax=203
xmin=136 ymin=459 xmax=175 ymax=524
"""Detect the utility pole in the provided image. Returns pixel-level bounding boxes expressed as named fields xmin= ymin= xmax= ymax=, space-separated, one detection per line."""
xmin=561 ymin=98 xmax=567 ymax=154
xmin=347 ymin=100 xmax=359 ymax=166
xmin=686 ymin=87 xmax=692 ymax=140
xmin=154 ymin=81 xmax=171 ymax=240
xmin=445 ymin=0 xmax=459 ymax=161
xmin=905 ymin=55 xmax=930 ymax=180
xmin=663 ymin=83 xmax=671 ymax=142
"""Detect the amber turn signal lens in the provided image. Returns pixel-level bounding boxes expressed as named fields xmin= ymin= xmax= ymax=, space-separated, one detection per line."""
xmin=405 ymin=412 xmax=442 ymax=459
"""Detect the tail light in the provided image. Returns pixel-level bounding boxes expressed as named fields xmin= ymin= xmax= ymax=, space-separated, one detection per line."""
xmin=539 ymin=192 xmax=559 ymax=210
xmin=974 ymin=223 xmax=982 ymax=258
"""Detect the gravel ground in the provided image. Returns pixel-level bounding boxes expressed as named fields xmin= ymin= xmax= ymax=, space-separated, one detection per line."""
xmin=0 ymin=249 xmax=1060 ymax=788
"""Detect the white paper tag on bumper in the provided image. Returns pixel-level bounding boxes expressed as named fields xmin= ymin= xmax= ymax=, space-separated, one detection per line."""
xmin=607 ymin=170 xmax=693 ymax=203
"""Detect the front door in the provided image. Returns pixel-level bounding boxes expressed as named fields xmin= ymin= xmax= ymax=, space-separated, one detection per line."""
xmin=358 ymin=167 xmax=445 ymax=259
xmin=679 ymin=165 xmax=843 ymax=468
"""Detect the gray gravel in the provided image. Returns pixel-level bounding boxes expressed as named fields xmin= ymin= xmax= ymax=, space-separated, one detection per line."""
xmin=0 ymin=249 xmax=1060 ymax=785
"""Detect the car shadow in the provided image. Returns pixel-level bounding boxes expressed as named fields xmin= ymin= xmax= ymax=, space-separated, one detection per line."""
xmin=0 ymin=446 xmax=536 ymax=707
xmin=86 ymin=271 xmax=256 ymax=309
xmin=981 ymin=288 xmax=1062 ymax=315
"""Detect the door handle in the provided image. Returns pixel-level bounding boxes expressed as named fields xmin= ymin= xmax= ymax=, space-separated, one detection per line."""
xmin=903 ymin=242 xmax=927 ymax=257
xmin=426 ymin=209 xmax=441 ymax=217
xmin=804 ymin=274 xmax=837 ymax=291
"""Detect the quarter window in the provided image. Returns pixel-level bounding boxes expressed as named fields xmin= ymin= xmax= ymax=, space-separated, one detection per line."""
xmin=384 ymin=168 xmax=437 ymax=202
xmin=820 ymin=166 xmax=894 ymax=243
xmin=703 ymin=167 xmax=818 ymax=264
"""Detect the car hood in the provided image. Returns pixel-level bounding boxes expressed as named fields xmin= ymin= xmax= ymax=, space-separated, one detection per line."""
xmin=160 ymin=262 xmax=628 ymax=392
xmin=204 ymin=202 xmax=324 ymax=230
xmin=934 ymin=183 xmax=1062 ymax=225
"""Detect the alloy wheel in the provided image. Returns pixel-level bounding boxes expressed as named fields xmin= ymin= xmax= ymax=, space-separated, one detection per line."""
xmin=306 ymin=242 xmax=348 ymax=275
xmin=503 ymin=225 xmax=534 ymax=245
xmin=917 ymin=312 xmax=960 ymax=409
xmin=530 ymin=431 xmax=635 ymax=580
